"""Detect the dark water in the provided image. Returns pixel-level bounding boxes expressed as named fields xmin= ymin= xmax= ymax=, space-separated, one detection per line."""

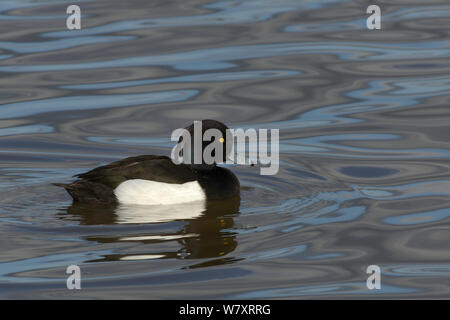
xmin=1 ymin=0 xmax=450 ymax=299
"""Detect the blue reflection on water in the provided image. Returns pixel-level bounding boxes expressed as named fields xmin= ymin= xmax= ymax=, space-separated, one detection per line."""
xmin=42 ymin=0 xmax=345 ymax=38
xmin=0 ymin=0 xmax=92 ymax=21
xmin=0 ymin=90 xmax=198 ymax=119
xmin=285 ymin=6 xmax=450 ymax=33
xmin=0 ymin=124 xmax=53 ymax=137
xmin=384 ymin=208 xmax=450 ymax=226
xmin=62 ymin=70 xmax=300 ymax=90
xmin=2 ymin=40 xmax=450 ymax=73
xmin=233 ymin=281 xmax=416 ymax=298
xmin=383 ymin=264 xmax=450 ymax=277
xmin=0 ymin=250 xmax=111 ymax=283
xmin=0 ymin=36 xmax=134 ymax=54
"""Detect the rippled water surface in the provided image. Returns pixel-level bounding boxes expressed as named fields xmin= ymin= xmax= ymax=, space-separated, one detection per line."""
xmin=1 ymin=0 xmax=450 ymax=299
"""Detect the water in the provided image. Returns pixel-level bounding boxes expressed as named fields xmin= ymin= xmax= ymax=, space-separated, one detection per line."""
xmin=1 ymin=0 xmax=450 ymax=299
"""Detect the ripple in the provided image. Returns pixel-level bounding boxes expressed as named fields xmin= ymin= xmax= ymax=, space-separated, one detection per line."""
xmin=0 ymin=0 xmax=92 ymax=21
xmin=240 ymin=74 xmax=450 ymax=138
xmin=0 ymin=251 xmax=110 ymax=283
xmin=0 ymin=90 xmax=198 ymax=119
xmin=42 ymin=0 xmax=346 ymax=38
xmin=2 ymin=40 xmax=450 ymax=72
xmin=62 ymin=70 xmax=300 ymax=90
xmin=232 ymin=282 xmax=416 ymax=299
xmin=383 ymin=208 xmax=450 ymax=226
xmin=383 ymin=264 xmax=450 ymax=277
xmin=0 ymin=124 xmax=53 ymax=136
xmin=285 ymin=6 xmax=450 ymax=33
xmin=0 ymin=36 xmax=134 ymax=54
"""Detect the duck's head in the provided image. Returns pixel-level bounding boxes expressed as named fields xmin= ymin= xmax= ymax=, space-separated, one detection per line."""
xmin=176 ymin=119 xmax=233 ymax=170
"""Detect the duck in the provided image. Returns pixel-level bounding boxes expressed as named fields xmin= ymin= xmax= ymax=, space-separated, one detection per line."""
xmin=54 ymin=119 xmax=240 ymax=205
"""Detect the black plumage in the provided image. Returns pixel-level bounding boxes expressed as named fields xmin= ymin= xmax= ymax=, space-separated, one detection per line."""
xmin=54 ymin=120 xmax=240 ymax=204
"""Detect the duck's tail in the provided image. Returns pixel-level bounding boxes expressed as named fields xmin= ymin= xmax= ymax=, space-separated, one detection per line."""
xmin=53 ymin=181 xmax=116 ymax=204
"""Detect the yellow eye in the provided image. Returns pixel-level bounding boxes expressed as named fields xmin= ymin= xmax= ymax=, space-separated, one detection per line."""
xmin=219 ymin=137 xmax=224 ymax=143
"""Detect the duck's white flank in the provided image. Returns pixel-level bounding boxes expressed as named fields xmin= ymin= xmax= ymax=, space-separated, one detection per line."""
xmin=114 ymin=179 xmax=206 ymax=205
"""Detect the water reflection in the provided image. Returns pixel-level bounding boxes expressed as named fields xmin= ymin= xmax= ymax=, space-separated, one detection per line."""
xmin=63 ymin=197 xmax=240 ymax=266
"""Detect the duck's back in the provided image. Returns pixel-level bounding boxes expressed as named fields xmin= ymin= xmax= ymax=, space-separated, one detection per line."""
xmin=55 ymin=155 xmax=199 ymax=204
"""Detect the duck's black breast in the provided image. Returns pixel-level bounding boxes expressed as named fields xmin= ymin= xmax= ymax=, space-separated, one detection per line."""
xmin=196 ymin=166 xmax=240 ymax=200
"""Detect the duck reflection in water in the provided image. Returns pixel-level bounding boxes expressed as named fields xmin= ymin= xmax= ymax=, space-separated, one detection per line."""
xmin=56 ymin=119 xmax=242 ymax=267
xmin=61 ymin=195 xmax=241 ymax=268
